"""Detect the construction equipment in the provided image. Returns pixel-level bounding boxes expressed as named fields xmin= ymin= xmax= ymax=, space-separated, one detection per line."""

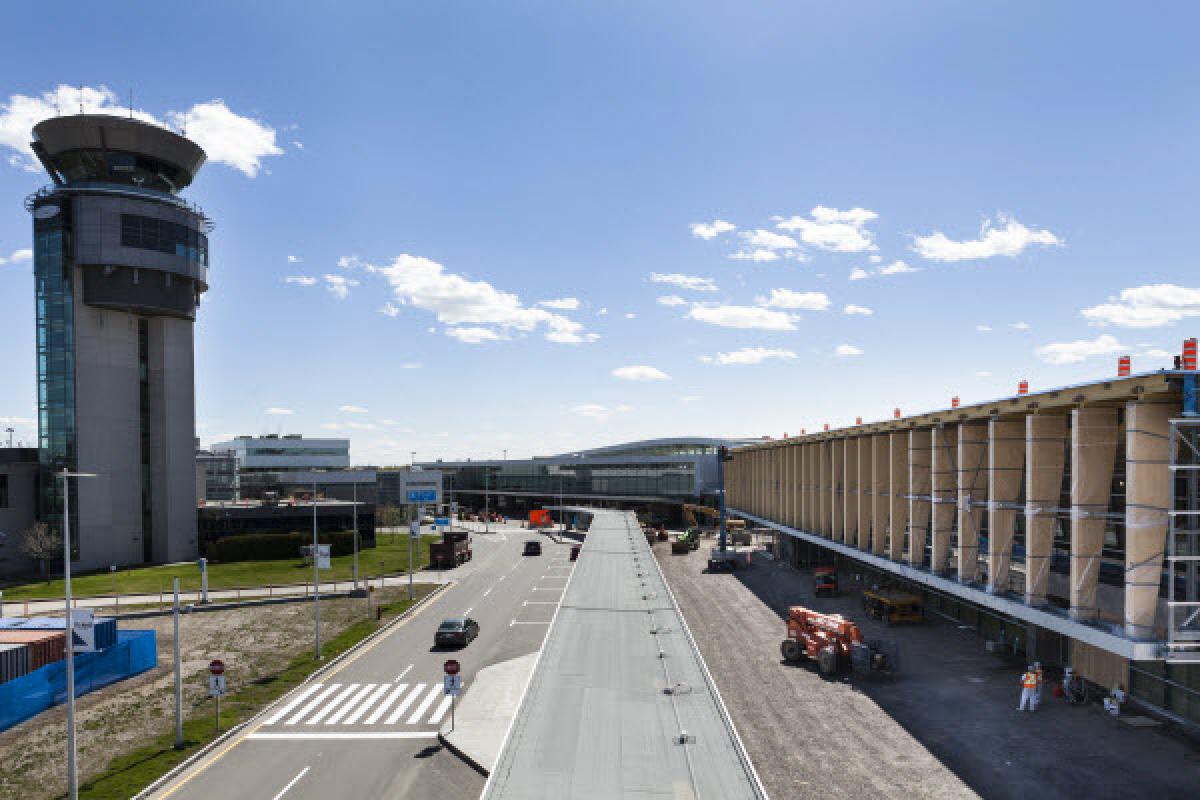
xmin=707 ymin=547 xmax=745 ymax=571
xmin=682 ymin=503 xmax=720 ymax=530
xmin=780 ymin=606 xmax=900 ymax=677
xmin=862 ymin=587 xmax=924 ymax=625
xmin=671 ymin=528 xmax=700 ymax=554
xmin=528 ymin=509 xmax=552 ymax=529
xmin=814 ymin=566 xmax=838 ymax=597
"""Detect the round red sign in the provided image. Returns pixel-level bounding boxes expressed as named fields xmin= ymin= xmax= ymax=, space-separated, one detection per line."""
xmin=443 ymin=659 xmax=460 ymax=676
xmin=209 ymin=659 xmax=226 ymax=676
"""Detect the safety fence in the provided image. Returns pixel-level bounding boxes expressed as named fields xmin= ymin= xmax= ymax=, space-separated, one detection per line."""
xmin=0 ymin=629 xmax=157 ymax=732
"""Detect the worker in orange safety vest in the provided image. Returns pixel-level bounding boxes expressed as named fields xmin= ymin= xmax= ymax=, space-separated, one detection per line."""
xmin=1018 ymin=666 xmax=1038 ymax=712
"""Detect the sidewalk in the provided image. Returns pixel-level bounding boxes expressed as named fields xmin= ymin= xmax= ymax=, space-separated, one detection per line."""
xmin=439 ymin=652 xmax=538 ymax=775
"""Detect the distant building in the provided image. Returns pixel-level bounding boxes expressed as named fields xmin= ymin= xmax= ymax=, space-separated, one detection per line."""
xmin=195 ymin=447 xmax=237 ymax=502
xmin=0 ymin=449 xmax=39 ymax=576
xmin=209 ymin=435 xmax=375 ymax=503
xmin=376 ymin=469 xmax=443 ymax=509
xmin=197 ymin=496 xmax=375 ymax=554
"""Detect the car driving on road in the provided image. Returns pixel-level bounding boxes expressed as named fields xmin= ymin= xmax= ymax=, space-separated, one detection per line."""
xmin=435 ymin=617 xmax=480 ymax=647
xmin=523 ymin=539 xmax=542 ymax=556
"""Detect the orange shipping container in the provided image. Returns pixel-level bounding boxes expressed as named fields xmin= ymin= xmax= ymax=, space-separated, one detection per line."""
xmin=0 ymin=630 xmax=66 ymax=670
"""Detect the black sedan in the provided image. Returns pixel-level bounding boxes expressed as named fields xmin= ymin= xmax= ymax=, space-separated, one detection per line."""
xmin=435 ymin=617 xmax=480 ymax=647
xmin=523 ymin=540 xmax=542 ymax=556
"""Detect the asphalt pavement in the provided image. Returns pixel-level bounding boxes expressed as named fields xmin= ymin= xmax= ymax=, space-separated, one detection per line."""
xmin=146 ymin=523 xmax=575 ymax=800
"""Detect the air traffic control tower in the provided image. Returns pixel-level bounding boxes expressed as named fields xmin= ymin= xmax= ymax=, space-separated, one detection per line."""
xmin=26 ymin=115 xmax=210 ymax=570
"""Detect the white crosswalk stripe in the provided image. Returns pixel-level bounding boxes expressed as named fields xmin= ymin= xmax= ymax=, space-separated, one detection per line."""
xmin=265 ymin=679 xmax=466 ymax=728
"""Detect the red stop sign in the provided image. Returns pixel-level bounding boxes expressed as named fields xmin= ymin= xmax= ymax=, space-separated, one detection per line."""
xmin=209 ymin=659 xmax=226 ymax=676
xmin=443 ymin=659 xmax=460 ymax=676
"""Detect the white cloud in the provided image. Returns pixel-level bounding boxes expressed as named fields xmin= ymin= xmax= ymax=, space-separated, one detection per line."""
xmin=834 ymin=344 xmax=864 ymax=357
xmin=775 ymin=205 xmax=878 ymax=253
xmin=879 ymin=260 xmax=919 ymax=275
xmin=1 ymin=87 xmax=285 ymax=177
xmin=848 ymin=267 xmax=870 ymax=281
xmin=976 ymin=370 xmax=992 ymax=377
xmin=686 ymin=304 xmax=797 ymax=330
xmin=612 ymin=365 xmax=670 ymax=381
xmin=700 ymin=347 xmax=798 ymax=366
xmin=370 ymin=254 xmax=595 ymax=344
xmin=323 ymin=274 xmax=358 ymax=299
xmin=1080 ymin=284 xmax=1200 ymax=329
xmin=1035 ymin=333 xmax=1126 ymax=365
xmin=266 ymin=407 xmax=294 ymax=415
xmin=0 ymin=248 xmax=32 ymax=266
xmin=843 ymin=304 xmax=873 ymax=316
xmin=649 ymin=272 xmax=718 ymax=292
xmin=400 ymin=362 xmax=423 ymax=369
xmin=337 ymin=255 xmax=363 ymax=270
xmin=1141 ymin=348 xmax=1172 ymax=360
xmin=285 ymin=275 xmax=317 ymax=286
xmin=446 ymin=326 xmax=504 ymax=344
xmin=287 ymin=255 xmax=302 ymax=263
xmin=572 ymin=403 xmax=633 ymax=421
xmin=740 ymin=229 xmax=798 ymax=251
xmin=869 ymin=255 xmax=883 ymax=264
xmin=597 ymin=308 xmax=609 ymax=316
xmin=339 ymin=405 xmax=368 ymax=414
xmin=657 ymin=295 xmax=687 ymax=307
xmin=976 ymin=324 xmax=993 ymax=332
xmin=729 ymin=248 xmax=781 ymax=263
xmin=624 ymin=313 xmax=636 ymax=320
xmin=912 ymin=215 xmax=1062 ymax=261
xmin=758 ymin=289 xmax=830 ymax=311
xmin=538 ymin=297 xmax=580 ymax=310
xmin=379 ymin=302 xmax=400 ymax=317
xmin=690 ymin=219 xmax=736 ymax=240
xmin=292 ymin=141 xmax=304 ymax=150
xmin=1010 ymin=321 xmax=1030 ymax=331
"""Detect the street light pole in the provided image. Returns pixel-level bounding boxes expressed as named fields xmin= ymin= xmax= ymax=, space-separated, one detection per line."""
xmin=352 ymin=478 xmax=359 ymax=591
xmin=60 ymin=468 xmax=95 ymax=800
xmin=484 ymin=467 xmax=490 ymax=533
xmin=312 ymin=478 xmax=321 ymax=660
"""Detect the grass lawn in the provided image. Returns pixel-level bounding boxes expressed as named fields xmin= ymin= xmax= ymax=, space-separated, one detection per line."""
xmin=1 ymin=533 xmax=439 ymax=601
xmin=75 ymin=586 xmax=438 ymax=799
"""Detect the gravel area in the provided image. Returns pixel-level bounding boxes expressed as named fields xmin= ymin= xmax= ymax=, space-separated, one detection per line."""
xmin=0 ymin=588 xmax=424 ymax=799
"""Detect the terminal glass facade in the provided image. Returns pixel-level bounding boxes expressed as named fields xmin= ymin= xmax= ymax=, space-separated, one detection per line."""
xmin=446 ymin=461 xmax=696 ymax=499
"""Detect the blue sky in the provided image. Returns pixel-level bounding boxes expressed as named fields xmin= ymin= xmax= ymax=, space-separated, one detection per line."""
xmin=1 ymin=2 xmax=1198 ymax=464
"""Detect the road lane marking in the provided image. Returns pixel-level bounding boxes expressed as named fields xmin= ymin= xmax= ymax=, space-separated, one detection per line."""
xmin=342 ymin=684 xmax=391 ymax=725
xmin=406 ymin=684 xmax=443 ymax=724
xmin=285 ymin=684 xmax=342 ymax=725
xmin=510 ymin=620 xmax=552 ymax=626
xmin=306 ymin=684 xmax=361 ymax=725
xmin=384 ymin=683 xmax=427 ymax=724
xmin=326 ymin=683 xmax=378 ymax=725
xmin=427 ymin=694 xmax=454 ymax=725
xmin=271 ymin=766 xmax=310 ymax=800
xmin=524 ymin=601 xmax=557 ymax=605
xmin=365 ymin=684 xmax=409 ymax=724
xmin=262 ymin=684 xmax=324 ymax=726
xmin=531 ymin=587 xmax=562 ymax=591
xmin=394 ymin=664 xmax=413 ymax=683
xmin=249 ymin=732 xmax=438 ymax=740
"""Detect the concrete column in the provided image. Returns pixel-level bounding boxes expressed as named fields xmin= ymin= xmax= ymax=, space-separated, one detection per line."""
xmin=844 ymin=438 xmax=859 ymax=547
xmin=987 ymin=418 xmax=1025 ymax=594
xmin=931 ymin=424 xmax=959 ymax=575
xmin=795 ymin=444 xmax=805 ymax=529
xmin=817 ymin=443 xmax=827 ymax=537
xmin=772 ymin=447 xmax=783 ymax=522
xmin=889 ymin=432 xmax=908 ymax=562
xmin=831 ymin=440 xmax=844 ymax=541
xmin=957 ymin=422 xmax=988 ymax=583
xmin=1125 ymin=401 xmax=1174 ymax=640
xmin=809 ymin=444 xmax=819 ymax=532
xmin=909 ymin=429 xmax=932 ymax=567
xmin=1070 ymin=407 xmax=1119 ymax=622
xmin=857 ymin=437 xmax=871 ymax=551
xmin=871 ymin=435 xmax=887 ymax=555
xmin=1025 ymin=414 xmax=1067 ymax=606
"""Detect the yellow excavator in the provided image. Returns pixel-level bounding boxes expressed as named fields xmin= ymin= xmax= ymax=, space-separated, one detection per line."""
xmin=682 ymin=504 xmax=747 ymax=537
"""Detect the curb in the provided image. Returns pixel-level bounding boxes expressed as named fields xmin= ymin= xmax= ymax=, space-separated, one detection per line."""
xmin=131 ymin=582 xmax=450 ymax=800
xmin=437 ymin=730 xmax=490 ymax=777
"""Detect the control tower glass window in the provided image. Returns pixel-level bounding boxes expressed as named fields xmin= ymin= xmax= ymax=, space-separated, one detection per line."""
xmin=121 ymin=214 xmax=208 ymax=265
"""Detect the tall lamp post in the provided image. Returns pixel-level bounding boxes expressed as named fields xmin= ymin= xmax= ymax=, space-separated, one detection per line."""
xmin=60 ymin=468 xmax=96 ymax=800
xmin=312 ymin=478 xmax=321 ymax=660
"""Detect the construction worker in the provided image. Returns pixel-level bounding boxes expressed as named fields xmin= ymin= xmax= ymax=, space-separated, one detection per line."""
xmin=1018 ymin=666 xmax=1038 ymax=712
xmin=1033 ymin=662 xmax=1044 ymax=710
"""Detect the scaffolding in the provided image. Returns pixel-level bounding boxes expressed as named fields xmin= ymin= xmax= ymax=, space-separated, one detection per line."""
xmin=1167 ymin=418 xmax=1200 ymax=662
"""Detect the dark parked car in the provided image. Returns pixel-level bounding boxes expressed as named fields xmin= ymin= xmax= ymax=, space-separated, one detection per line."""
xmin=435 ymin=617 xmax=479 ymax=647
xmin=523 ymin=540 xmax=542 ymax=556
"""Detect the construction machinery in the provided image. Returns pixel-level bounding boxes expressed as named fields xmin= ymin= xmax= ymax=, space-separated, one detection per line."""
xmin=814 ymin=566 xmax=838 ymax=597
xmin=528 ymin=509 xmax=552 ymax=529
xmin=780 ymin=606 xmax=900 ymax=677
xmin=862 ymin=587 xmax=924 ymax=625
xmin=682 ymin=503 xmax=721 ymax=530
xmin=671 ymin=528 xmax=700 ymax=554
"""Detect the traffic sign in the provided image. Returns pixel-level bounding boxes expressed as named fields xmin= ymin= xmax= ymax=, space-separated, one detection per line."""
xmin=407 ymin=489 xmax=437 ymax=503
xmin=208 ymin=674 xmax=227 ymax=697
xmin=435 ymin=516 xmax=450 ymax=527
xmin=443 ymin=674 xmax=462 ymax=695
xmin=410 ymin=520 xmax=421 ymax=539
xmin=443 ymin=659 xmax=460 ymax=675
xmin=71 ymin=608 xmax=96 ymax=653
xmin=209 ymin=659 xmax=226 ymax=676
xmin=316 ymin=543 xmax=331 ymax=569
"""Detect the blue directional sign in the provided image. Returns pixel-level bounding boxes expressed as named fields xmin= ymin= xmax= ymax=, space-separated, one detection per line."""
xmin=435 ymin=517 xmax=450 ymax=527
xmin=407 ymin=489 xmax=437 ymax=503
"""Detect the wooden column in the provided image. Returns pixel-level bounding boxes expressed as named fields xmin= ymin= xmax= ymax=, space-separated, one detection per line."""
xmin=931 ymin=424 xmax=959 ymax=575
xmin=1125 ymin=401 xmax=1174 ymax=639
xmin=957 ymin=422 xmax=988 ymax=583
xmin=800 ymin=444 xmax=810 ymax=530
xmin=889 ymin=432 xmax=909 ymax=562
xmin=1025 ymin=415 xmax=1066 ymax=606
xmin=1070 ymin=407 xmax=1119 ymax=622
xmin=987 ymin=418 xmax=1025 ymax=594
xmin=797 ymin=444 xmax=806 ymax=530
xmin=844 ymin=438 xmax=859 ymax=547
xmin=857 ymin=437 xmax=871 ymax=551
xmin=831 ymin=439 xmax=844 ymax=542
xmin=818 ymin=442 xmax=828 ymax=537
xmin=909 ymin=429 xmax=932 ymax=567
xmin=773 ymin=447 xmax=784 ymax=522
xmin=870 ymin=435 xmax=887 ymax=555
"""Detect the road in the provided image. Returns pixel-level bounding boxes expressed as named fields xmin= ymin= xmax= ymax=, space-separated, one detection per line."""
xmin=147 ymin=523 xmax=575 ymax=800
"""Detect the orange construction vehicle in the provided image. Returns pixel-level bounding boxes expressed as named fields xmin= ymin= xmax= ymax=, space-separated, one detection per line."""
xmin=814 ymin=566 xmax=838 ymax=597
xmin=780 ymin=606 xmax=900 ymax=677
xmin=528 ymin=509 xmax=552 ymax=528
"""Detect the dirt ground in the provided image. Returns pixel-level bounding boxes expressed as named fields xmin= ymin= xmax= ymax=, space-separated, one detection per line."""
xmin=0 ymin=588 xmax=429 ymax=800
xmin=656 ymin=536 xmax=1200 ymax=800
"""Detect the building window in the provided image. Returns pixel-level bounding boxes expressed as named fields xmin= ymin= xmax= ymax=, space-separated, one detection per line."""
xmin=0 ymin=474 xmax=8 ymax=508
xmin=120 ymin=214 xmax=208 ymax=266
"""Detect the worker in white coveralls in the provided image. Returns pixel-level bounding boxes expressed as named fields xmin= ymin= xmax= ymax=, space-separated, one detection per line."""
xmin=1018 ymin=666 xmax=1038 ymax=712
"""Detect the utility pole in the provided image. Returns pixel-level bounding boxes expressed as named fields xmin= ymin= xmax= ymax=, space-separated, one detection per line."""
xmin=312 ymin=478 xmax=321 ymax=660
xmin=718 ymin=447 xmax=730 ymax=552
xmin=60 ymin=468 xmax=95 ymax=800
xmin=352 ymin=478 xmax=359 ymax=592
xmin=484 ymin=467 xmax=490 ymax=533
xmin=173 ymin=577 xmax=183 ymax=749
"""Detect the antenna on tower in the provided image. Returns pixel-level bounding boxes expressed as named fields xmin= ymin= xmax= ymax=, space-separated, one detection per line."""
xmin=79 ymin=83 xmax=84 ymax=115
xmin=129 ymin=88 xmax=133 ymax=120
